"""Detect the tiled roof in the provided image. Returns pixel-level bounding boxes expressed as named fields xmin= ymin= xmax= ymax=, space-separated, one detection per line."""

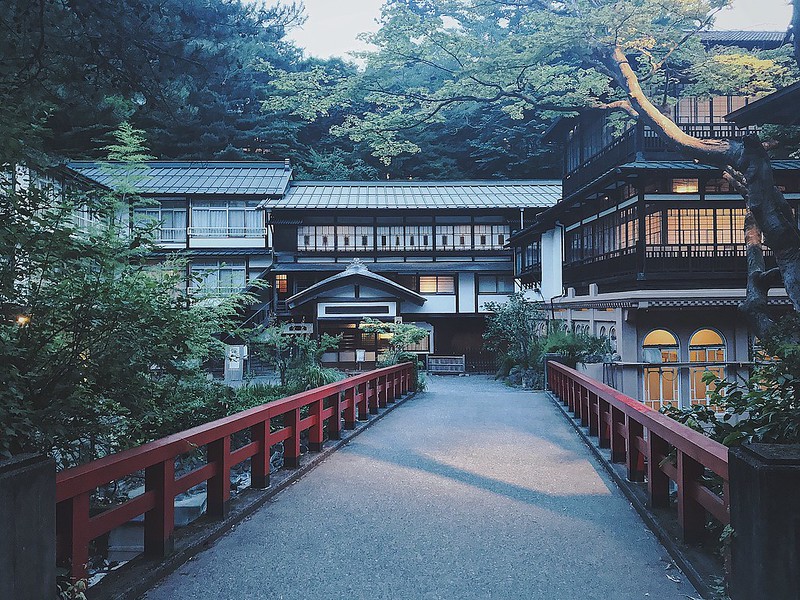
xmin=67 ymin=161 xmax=292 ymax=196
xmin=700 ymin=30 xmax=787 ymax=45
xmin=619 ymin=160 xmax=800 ymax=171
xmin=725 ymin=81 xmax=800 ymax=126
xmin=261 ymin=180 xmax=562 ymax=210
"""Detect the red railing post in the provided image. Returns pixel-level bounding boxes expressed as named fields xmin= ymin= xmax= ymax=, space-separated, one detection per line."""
xmin=207 ymin=435 xmax=231 ymax=517
xmin=368 ymin=379 xmax=379 ymax=415
xmin=56 ymin=492 xmax=90 ymax=581
xmin=357 ymin=383 xmax=368 ymax=421
xmin=284 ymin=407 xmax=302 ymax=468
xmin=580 ymin=386 xmax=590 ymax=427
xmin=588 ymin=392 xmax=599 ymax=436
xmin=144 ymin=459 xmax=175 ymax=557
xmin=377 ymin=375 xmax=387 ymax=408
xmin=647 ymin=432 xmax=670 ymax=508
xmin=625 ymin=418 xmax=645 ymax=482
xmin=598 ymin=399 xmax=611 ymax=448
xmin=309 ymin=398 xmax=324 ymax=452
xmin=393 ymin=371 xmax=400 ymax=400
xmin=250 ymin=419 xmax=271 ymax=488
xmin=678 ymin=451 xmax=706 ymax=543
xmin=610 ymin=406 xmax=626 ymax=463
xmin=343 ymin=386 xmax=356 ymax=429
xmin=328 ymin=393 xmax=343 ymax=441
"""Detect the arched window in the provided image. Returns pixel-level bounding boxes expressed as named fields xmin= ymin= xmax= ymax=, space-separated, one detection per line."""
xmin=689 ymin=329 xmax=726 ymax=406
xmin=642 ymin=329 xmax=679 ymax=410
xmin=599 ymin=326 xmax=607 ymax=339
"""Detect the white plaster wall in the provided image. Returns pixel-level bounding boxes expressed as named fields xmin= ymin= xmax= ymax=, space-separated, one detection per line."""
xmin=404 ymin=295 xmax=457 ymax=314
xmin=477 ymin=294 xmax=511 ymax=312
xmin=459 ymin=273 xmax=476 ymax=313
xmin=540 ymin=226 xmax=563 ymax=302
xmin=189 ymin=237 xmax=266 ymax=249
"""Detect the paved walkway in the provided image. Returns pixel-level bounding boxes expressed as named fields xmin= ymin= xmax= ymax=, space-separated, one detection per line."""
xmin=146 ymin=375 xmax=698 ymax=600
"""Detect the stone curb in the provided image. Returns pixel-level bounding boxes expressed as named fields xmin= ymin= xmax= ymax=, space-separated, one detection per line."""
xmin=545 ymin=391 xmax=714 ymax=600
xmin=91 ymin=389 xmax=419 ymax=600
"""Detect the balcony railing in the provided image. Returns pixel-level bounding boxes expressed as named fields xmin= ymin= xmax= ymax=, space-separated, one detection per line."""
xmin=562 ymin=243 xmax=774 ymax=288
xmin=188 ymin=227 xmax=267 ymax=238
xmin=155 ymin=227 xmax=187 ymax=243
xmin=563 ymin=122 xmax=760 ymax=198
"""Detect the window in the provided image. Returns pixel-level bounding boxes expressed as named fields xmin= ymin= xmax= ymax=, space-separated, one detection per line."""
xmin=133 ymin=202 xmax=187 ymax=242
xmin=716 ymin=208 xmax=746 ymax=245
xmin=191 ymin=200 xmax=262 ymax=237
xmin=642 ymin=329 xmax=679 ymax=411
xmin=478 ymin=275 xmax=515 ymax=294
xmin=646 ymin=211 xmax=662 ymax=245
xmin=297 ymin=225 xmax=336 ymax=251
xmin=190 ymin=260 xmax=246 ymax=296
xmin=419 ymin=275 xmax=455 ymax=294
xmin=689 ymin=329 xmax=726 ymax=407
xmin=275 ymin=274 xmax=288 ymax=294
xmin=671 ymin=178 xmax=699 ymax=194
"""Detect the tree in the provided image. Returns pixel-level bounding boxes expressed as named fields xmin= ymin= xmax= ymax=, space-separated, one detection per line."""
xmin=0 ymin=124 xmax=245 ymax=464
xmin=268 ymin=0 xmax=800 ymax=336
xmin=359 ymin=318 xmax=429 ymax=365
xmin=483 ymin=293 xmax=547 ymax=370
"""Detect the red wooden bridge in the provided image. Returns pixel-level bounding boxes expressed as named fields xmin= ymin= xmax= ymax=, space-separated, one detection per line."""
xmin=52 ymin=361 xmax=740 ymax=598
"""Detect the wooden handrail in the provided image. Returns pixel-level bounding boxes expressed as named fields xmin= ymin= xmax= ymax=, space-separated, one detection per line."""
xmin=547 ymin=361 xmax=729 ymax=543
xmin=56 ymin=362 xmax=415 ymax=580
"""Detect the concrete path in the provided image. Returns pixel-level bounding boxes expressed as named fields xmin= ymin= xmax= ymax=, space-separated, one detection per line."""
xmin=146 ymin=375 xmax=698 ymax=600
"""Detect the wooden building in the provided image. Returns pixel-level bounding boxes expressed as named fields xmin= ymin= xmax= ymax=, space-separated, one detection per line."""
xmin=67 ymin=162 xmax=560 ymax=370
xmin=510 ymin=85 xmax=800 ymax=409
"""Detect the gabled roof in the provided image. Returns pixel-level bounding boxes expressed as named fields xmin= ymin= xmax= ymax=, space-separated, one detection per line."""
xmin=260 ymin=180 xmax=561 ymax=210
xmin=725 ymin=81 xmax=800 ymax=126
xmin=67 ymin=161 xmax=292 ymax=196
xmin=286 ymin=259 xmax=426 ymax=309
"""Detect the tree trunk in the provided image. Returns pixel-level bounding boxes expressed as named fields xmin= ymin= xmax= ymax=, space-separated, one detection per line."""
xmin=603 ymin=46 xmax=800 ymax=339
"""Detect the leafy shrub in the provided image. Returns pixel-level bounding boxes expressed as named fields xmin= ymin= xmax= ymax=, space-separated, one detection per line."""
xmin=663 ymin=315 xmax=800 ymax=446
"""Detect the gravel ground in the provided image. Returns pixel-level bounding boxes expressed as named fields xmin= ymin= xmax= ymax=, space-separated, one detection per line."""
xmin=145 ymin=375 xmax=698 ymax=600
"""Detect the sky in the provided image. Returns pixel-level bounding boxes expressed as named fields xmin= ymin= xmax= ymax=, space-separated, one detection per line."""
xmin=284 ymin=0 xmax=794 ymax=60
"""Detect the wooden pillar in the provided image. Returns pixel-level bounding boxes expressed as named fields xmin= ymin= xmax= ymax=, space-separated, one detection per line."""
xmin=250 ymin=419 xmax=271 ymax=489
xmin=144 ymin=459 xmax=175 ymax=557
xmin=610 ymin=406 xmax=626 ymax=463
xmin=647 ymin=432 xmax=670 ymax=509
xmin=677 ymin=451 xmax=706 ymax=543
xmin=207 ymin=435 xmax=231 ymax=517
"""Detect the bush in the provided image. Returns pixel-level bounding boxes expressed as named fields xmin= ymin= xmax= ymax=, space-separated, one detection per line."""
xmin=662 ymin=315 xmax=800 ymax=446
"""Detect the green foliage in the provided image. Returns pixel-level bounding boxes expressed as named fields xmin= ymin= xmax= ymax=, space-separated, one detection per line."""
xmin=663 ymin=315 xmax=800 ymax=446
xmin=360 ymin=318 xmax=429 ymax=366
xmin=0 ymin=126 xmax=245 ymax=464
xmin=247 ymin=324 xmax=344 ymax=390
xmin=483 ymin=293 xmax=547 ymax=370
xmin=262 ymin=0 xmax=798 ymax=175
xmin=543 ymin=327 xmax=611 ymax=369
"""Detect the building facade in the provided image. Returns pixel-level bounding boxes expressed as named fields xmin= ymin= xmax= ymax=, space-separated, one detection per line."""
xmin=511 ymin=107 xmax=800 ymax=410
xmin=67 ymin=163 xmax=559 ymax=370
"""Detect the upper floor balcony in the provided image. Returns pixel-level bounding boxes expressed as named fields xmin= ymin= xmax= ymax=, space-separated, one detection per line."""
xmin=562 ymin=121 xmax=758 ymax=199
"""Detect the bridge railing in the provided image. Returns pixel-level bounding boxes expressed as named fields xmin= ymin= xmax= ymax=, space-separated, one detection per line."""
xmin=547 ymin=361 xmax=728 ymax=542
xmin=56 ymin=362 xmax=415 ymax=580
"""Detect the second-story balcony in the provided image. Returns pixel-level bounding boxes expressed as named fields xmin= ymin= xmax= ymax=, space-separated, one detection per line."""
xmin=562 ymin=241 xmax=774 ymax=293
xmin=188 ymin=226 xmax=267 ymax=238
xmin=562 ymin=122 xmax=757 ymax=198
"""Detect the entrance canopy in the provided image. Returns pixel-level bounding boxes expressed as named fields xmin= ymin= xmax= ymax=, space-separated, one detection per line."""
xmin=285 ymin=259 xmax=426 ymax=312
